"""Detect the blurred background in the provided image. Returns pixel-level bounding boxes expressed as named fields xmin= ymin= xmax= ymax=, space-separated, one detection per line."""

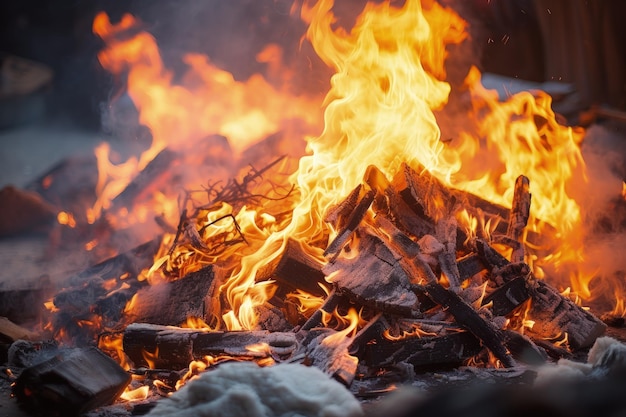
xmin=0 ymin=0 xmax=625 ymax=186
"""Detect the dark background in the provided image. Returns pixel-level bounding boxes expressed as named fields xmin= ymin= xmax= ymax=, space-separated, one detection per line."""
xmin=0 ymin=0 xmax=624 ymax=130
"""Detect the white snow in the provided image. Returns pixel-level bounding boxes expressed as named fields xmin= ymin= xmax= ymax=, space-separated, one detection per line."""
xmin=146 ymin=362 xmax=364 ymax=417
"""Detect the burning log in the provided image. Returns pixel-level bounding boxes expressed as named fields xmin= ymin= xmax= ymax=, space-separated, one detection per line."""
xmin=436 ymin=217 xmax=462 ymax=289
xmin=361 ymin=329 xmax=482 ymax=369
xmin=126 ymin=265 xmax=222 ymax=327
xmin=324 ymin=187 xmax=376 ymax=262
xmin=526 ymin=279 xmax=607 ymax=350
xmin=323 ymin=228 xmax=419 ymax=315
xmin=475 ymin=239 xmax=606 ymax=350
xmin=13 ymin=347 xmax=131 ymax=416
xmin=364 ymin=165 xmax=436 ymax=239
xmin=258 ymin=238 xmax=328 ymax=298
xmin=506 ymin=175 xmax=531 ymax=263
xmin=299 ymin=290 xmax=344 ymax=332
xmin=297 ymin=328 xmax=359 ymax=386
xmin=66 ymin=237 xmax=161 ymax=287
xmin=417 ymin=281 xmax=516 ymax=368
xmin=108 ymin=148 xmax=179 ymax=215
xmin=48 ymin=238 xmax=161 ymax=343
xmin=123 ymin=323 xmax=297 ymax=369
xmin=482 ymin=276 xmax=530 ymax=317
xmin=392 ymin=162 xmax=455 ymax=224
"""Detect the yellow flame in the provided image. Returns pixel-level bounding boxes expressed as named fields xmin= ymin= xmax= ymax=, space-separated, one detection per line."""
xmin=120 ymin=386 xmax=150 ymax=401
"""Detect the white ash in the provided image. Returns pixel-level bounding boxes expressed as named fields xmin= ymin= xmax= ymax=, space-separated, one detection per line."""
xmin=534 ymin=336 xmax=626 ymax=386
xmin=146 ymin=362 xmax=364 ymax=417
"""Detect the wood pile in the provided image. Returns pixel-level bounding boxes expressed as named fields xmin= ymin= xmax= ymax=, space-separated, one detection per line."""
xmin=5 ymin=149 xmax=609 ymax=414
xmin=40 ymin=158 xmax=605 ymax=386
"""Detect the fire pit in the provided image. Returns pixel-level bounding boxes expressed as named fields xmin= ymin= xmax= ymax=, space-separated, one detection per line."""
xmin=1 ymin=0 xmax=626 ymax=416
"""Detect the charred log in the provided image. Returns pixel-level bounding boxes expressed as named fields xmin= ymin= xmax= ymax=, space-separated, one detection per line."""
xmin=126 ymin=265 xmax=222 ymax=327
xmin=324 ymin=228 xmax=419 ymax=315
xmin=506 ymin=175 xmax=531 ymax=263
xmin=108 ymin=148 xmax=179 ymax=215
xmin=482 ymin=276 xmax=530 ymax=317
xmin=324 ymin=187 xmax=376 ymax=262
xmin=258 ymin=238 xmax=328 ymax=298
xmin=417 ymin=281 xmax=516 ymax=368
xmin=123 ymin=323 xmax=297 ymax=369
xmin=361 ymin=330 xmax=481 ymax=369
xmin=13 ymin=347 xmax=130 ymax=416
xmin=526 ymin=279 xmax=607 ymax=350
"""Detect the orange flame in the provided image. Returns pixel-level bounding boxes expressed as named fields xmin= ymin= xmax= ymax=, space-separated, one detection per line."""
xmin=92 ymin=0 xmax=616 ymax=334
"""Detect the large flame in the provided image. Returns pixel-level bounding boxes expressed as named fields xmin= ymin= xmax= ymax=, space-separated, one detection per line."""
xmin=90 ymin=0 xmax=621 ymax=335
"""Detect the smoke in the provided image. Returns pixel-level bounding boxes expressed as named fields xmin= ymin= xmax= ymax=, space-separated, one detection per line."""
xmin=576 ymin=124 xmax=626 ymax=309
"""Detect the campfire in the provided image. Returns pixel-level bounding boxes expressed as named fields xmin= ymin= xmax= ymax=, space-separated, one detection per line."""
xmin=3 ymin=0 xmax=626 ymax=415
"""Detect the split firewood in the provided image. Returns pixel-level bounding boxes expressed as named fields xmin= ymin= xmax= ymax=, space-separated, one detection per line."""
xmin=323 ymin=227 xmax=419 ymax=315
xmin=506 ymin=175 xmax=531 ymax=263
xmin=391 ymin=162 xmax=455 ymax=223
xmin=125 ymin=264 xmax=222 ymax=327
xmin=258 ymin=238 xmax=328 ymax=298
xmin=108 ymin=148 xmax=179 ymax=215
xmin=361 ymin=327 xmax=481 ymax=368
xmin=436 ymin=216 xmax=462 ymax=289
xmin=501 ymin=329 xmax=547 ymax=365
xmin=363 ymin=165 xmax=436 ymax=239
xmin=475 ymin=240 xmax=606 ymax=350
xmin=525 ymin=279 xmax=606 ymax=350
xmin=13 ymin=347 xmax=131 ymax=416
xmin=482 ymin=276 xmax=530 ymax=317
xmin=48 ymin=238 xmax=161 ymax=342
xmin=299 ymin=290 xmax=344 ymax=332
xmin=324 ymin=187 xmax=376 ymax=262
xmin=66 ymin=237 xmax=162 ymax=287
xmin=457 ymin=253 xmax=486 ymax=281
xmin=416 ymin=281 xmax=516 ymax=368
xmin=123 ymin=323 xmax=298 ymax=369
xmin=325 ymin=184 xmax=364 ymax=229
xmin=298 ymin=328 xmax=358 ymax=386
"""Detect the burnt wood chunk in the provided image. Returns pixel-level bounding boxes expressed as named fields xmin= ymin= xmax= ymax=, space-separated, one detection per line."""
xmin=299 ymin=290 xmax=344 ymax=332
xmin=475 ymin=239 xmax=510 ymax=270
xmin=109 ymin=148 xmax=179 ymax=214
xmin=507 ymin=175 xmax=531 ymax=263
xmin=364 ymin=165 xmax=437 ymax=240
xmin=123 ymin=323 xmax=297 ymax=369
xmin=483 ymin=277 xmax=530 ymax=317
xmin=436 ymin=217 xmax=461 ymax=289
xmin=457 ymin=253 xmax=486 ymax=281
xmin=392 ymin=162 xmax=455 ymax=222
xmin=258 ymin=238 xmax=328 ymax=297
xmin=418 ymin=281 xmax=516 ymax=368
xmin=324 ymin=184 xmax=363 ymax=229
xmin=66 ymin=237 xmax=162 ymax=287
xmin=361 ymin=330 xmax=481 ymax=368
xmin=13 ymin=347 xmax=131 ymax=416
xmin=323 ymin=228 xmax=419 ymax=315
xmin=324 ymin=188 xmax=375 ymax=262
xmin=502 ymin=329 xmax=546 ymax=365
xmin=126 ymin=265 xmax=221 ymax=326
xmin=299 ymin=328 xmax=358 ymax=386
xmin=526 ymin=279 xmax=606 ymax=350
